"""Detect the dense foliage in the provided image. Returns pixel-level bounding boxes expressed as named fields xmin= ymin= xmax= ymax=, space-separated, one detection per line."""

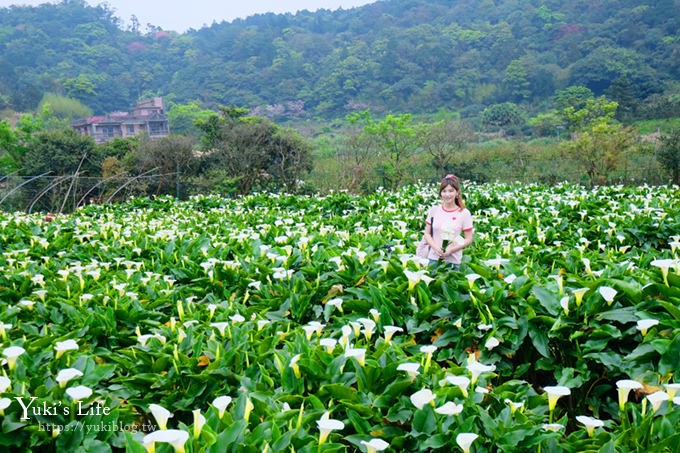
xmin=1 ymin=0 xmax=679 ymax=120
xmin=0 ymin=183 xmax=679 ymax=451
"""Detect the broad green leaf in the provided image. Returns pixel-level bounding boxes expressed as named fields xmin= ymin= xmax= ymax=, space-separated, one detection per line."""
xmin=411 ymin=405 xmax=437 ymax=435
xmin=531 ymin=285 xmax=560 ymax=316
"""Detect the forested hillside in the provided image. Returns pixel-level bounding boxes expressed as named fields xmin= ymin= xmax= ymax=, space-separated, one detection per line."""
xmin=1 ymin=0 xmax=678 ymax=121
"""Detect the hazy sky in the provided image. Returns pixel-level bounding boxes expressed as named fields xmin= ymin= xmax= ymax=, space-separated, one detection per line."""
xmin=0 ymin=0 xmax=379 ymax=32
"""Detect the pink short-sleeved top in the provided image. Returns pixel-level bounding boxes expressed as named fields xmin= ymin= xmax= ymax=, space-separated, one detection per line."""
xmin=425 ymin=204 xmax=474 ymax=264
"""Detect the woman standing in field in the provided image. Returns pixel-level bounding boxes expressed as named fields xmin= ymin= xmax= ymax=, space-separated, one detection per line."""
xmin=422 ymin=174 xmax=474 ymax=269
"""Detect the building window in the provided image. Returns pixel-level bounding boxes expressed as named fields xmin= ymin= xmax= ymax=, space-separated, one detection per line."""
xmin=126 ymin=125 xmax=135 ymax=134
xmin=149 ymin=122 xmax=167 ymax=135
xmin=101 ymin=126 xmax=116 ymax=139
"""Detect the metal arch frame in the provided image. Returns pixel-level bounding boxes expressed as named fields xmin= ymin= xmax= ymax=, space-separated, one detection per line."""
xmin=58 ymin=153 xmax=88 ymax=214
xmin=0 ymin=171 xmax=52 ymax=207
xmin=27 ymin=175 xmax=73 ymax=214
xmin=104 ymin=168 xmax=160 ymax=204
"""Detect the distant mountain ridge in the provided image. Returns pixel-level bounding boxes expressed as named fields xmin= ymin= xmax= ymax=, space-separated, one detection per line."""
xmin=0 ymin=0 xmax=678 ymax=120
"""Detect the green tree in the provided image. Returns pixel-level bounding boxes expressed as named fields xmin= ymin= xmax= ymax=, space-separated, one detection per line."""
xmin=481 ymin=102 xmax=526 ymax=136
xmin=656 ymin=129 xmax=680 ymax=184
xmin=503 ymin=59 xmax=531 ymax=102
xmin=0 ymin=119 xmax=20 ymax=172
xmin=133 ymin=134 xmax=197 ymax=197
xmin=561 ymin=96 xmax=618 ymax=132
xmin=363 ymin=113 xmax=417 ymax=190
xmin=167 ymin=101 xmax=217 ymax=137
xmin=38 ymin=93 xmax=92 ymax=130
xmin=605 ymin=76 xmax=637 ymax=124
xmin=269 ymin=127 xmax=313 ymax=192
xmin=18 ymin=128 xmax=99 ymax=212
xmin=20 ymin=127 xmax=99 ymax=177
xmin=195 ymin=108 xmax=312 ymax=195
xmin=416 ymin=120 xmax=474 ymax=177
xmin=528 ymin=111 xmax=563 ymax=138
xmin=338 ymin=110 xmax=381 ymax=192
xmin=0 ymin=110 xmax=46 ymax=172
xmin=565 ymin=122 xmax=637 ymax=186
xmin=554 ymin=86 xmax=594 ymax=112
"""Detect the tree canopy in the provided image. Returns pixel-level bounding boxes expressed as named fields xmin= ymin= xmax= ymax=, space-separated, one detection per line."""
xmin=0 ymin=0 xmax=678 ymax=122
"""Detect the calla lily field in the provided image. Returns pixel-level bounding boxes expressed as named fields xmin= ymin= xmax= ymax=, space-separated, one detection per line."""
xmin=0 ymin=182 xmax=679 ymax=452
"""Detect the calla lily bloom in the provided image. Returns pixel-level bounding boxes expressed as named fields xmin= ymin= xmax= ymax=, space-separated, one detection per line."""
xmin=616 ymin=379 xmax=643 ymax=410
xmin=484 ymin=337 xmax=500 ymax=350
xmin=212 ymin=395 xmax=232 ymax=418
xmin=54 ymin=340 xmax=79 ymax=359
xmin=369 ymin=308 xmax=381 ymax=322
xmin=244 ymin=397 xmax=254 ymax=421
xmin=326 ymin=298 xmax=343 ymax=313
xmin=397 ymin=362 xmax=420 ymax=379
xmin=339 ymin=325 xmax=352 ymax=349
xmin=504 ymin=398 xmax=524 ymax=414
xmin=410 ymin=388 xmax=435 ymax=409
xmin=572 ymin=288 xmax=589 ymax=306
xmin=3 ymin=346 xmax=25 ymax=371
xmin=344 ymin=348 xmax=366 ymax=367
xmin=56 ymin=368 xmax=83 ymax=388
xmin=319 ymin=338 xmax=337 ymax=353
xmin=636 ymin=319 xmax=659 ymax=336
xmin=316 ymin=412 xmax=344 ymax=445
xmin=192 ymin=409 xmax=206 ymax=438
xmin=670 ymin=237 xmax=680 ymax=253
xmin=229 ymin=313 xmax=245 ymax=323
xmin=435 ymin=401 xmax=463 ymax=415
xmin=66 ymin=385 xmax=93 ymax=402
xmin=360 ymin=438 xmax=389 ymax=453
xmin=18 ymin=300 xmax=35 ymax=310
xmin=576 ymin=415 xmax=604 ymax=437
xmin=0 ymin=397 xmax=10 ymax=415
xmin=357 ymin=318 xmax=376 ymax=340
xmin=302 ymin=324 xmax=322 ymax=340
xmin=484 ymin=256 xmax=509 ymax=270
xmin=456 ymin=433 xmax=479 ymax=453
xmin=465 ymin=273 xmax=482 ymax=288
xmin=420 ymin=345 xmax=437 ymax=371
xmin=138 ymin=334 xmax=166 ymax=346
xmin=143 ymin=429 xmax=189 ymax=453
xmin=289 ymin=354 xmax=302 ymax=378
xmin=349 ymin=322 xmax=362 ymax=338
xmin=0 ymin=323 xmax=11 ymax=339
xmin=542 ymin=423 xmax=564 ymax=432
xmin=598 ymin=286 xmax=617 ymax=305
xmin=149 ymin=404 xmax=174 ymax=430
xmin=650 ymin=258 xmax=676 ymax=286
xmin=467 ymin=360 xmax=495 ymax=385
xmin=383 ymin=326 xmax=403 ymax=342
xmin=210 ymin=322 xmax=229 ymax=337
xmin=646 ymin=391 xmax=670 ymax=413
xmin=550 ymin=274 xmax=564 ymax=294
xmin=375 ymin=260 xmax=389 ymax=273
xmin=439 ymin=374 xmax=470 ymax=398
xmin=664 ymin=383 xmax=680 ymax=399
xmin=403 ymin=270 xmax=424 ymax=291
xmin=582 ymin=257 xmax=592 ymax=275
xmin=543 ymin=386 xmax=571 ymax=412
xmin=560 ymin=296 xmax=569 ymax=315
xmin=0 ymin=376 xmax=10 ymax=392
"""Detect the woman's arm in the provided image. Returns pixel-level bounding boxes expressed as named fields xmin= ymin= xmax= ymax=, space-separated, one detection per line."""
xmin=424 ymin=221 xmax=444 ymax=257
